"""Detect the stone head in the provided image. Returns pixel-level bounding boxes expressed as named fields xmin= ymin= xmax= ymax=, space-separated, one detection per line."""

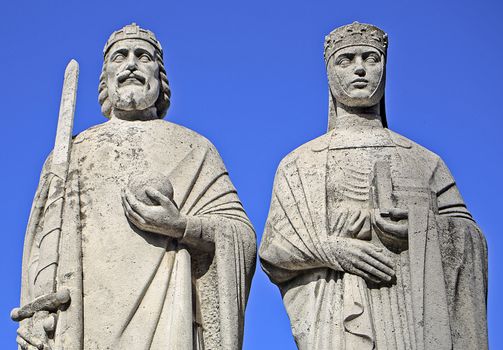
xmin=98 ymin=23 xmax=171 ymax=119
xmin=324 ymin=22 xmax=388 ymax=109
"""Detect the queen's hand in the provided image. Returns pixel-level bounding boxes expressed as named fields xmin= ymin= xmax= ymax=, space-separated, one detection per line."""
xmin=373 ymin=208 xmax=408 ymax=238
xmin=329 ymin=237 xmax=395 ymax=284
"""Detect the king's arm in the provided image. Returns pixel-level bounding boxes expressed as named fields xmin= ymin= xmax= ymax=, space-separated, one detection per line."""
xmin=20 ymin=153 xmax=55 ymax=305
xmin=177 ymin=142 xmax=256 ymax=260
xmin=180 ymin=211 xmax=255 ymax=253
xmin=16 ymin=153 xmax=63 ymax=349
xmin=122 ymin=140 xmax=256 ymax=257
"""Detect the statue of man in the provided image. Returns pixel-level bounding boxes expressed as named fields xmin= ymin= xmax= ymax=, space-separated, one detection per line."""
xmin=16 ymin=23 xmax=256 ymax=350
xmin=259 ymin=22 xmax=487 ymax=350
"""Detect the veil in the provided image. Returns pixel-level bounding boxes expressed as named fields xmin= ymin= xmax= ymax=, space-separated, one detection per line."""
xmin=326 ymin=88 xmax=388 ymax=132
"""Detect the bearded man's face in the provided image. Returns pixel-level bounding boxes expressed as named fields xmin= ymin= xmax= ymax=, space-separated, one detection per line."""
xmin=105 ymin=39 xmax=160 ymax=113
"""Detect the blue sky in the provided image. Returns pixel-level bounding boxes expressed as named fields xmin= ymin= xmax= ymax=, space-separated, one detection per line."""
xmin=1 ymin=0 xmax=502 ymax=348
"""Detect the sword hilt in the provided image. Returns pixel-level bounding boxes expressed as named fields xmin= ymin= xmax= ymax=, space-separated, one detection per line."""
xmin=11 ymin=288 xmax=70 ymax=322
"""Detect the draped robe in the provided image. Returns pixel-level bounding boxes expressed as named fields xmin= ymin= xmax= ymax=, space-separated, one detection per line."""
xmin=259 ymin=127 xmax=488 ymax=350
xmin=20 ymin=119 xmax=256 ymax=350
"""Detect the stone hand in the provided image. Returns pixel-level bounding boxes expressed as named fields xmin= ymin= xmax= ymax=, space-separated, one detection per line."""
xmin=121 ymin=187 xmax=187 ymax=239
xmin=373 ymin=208 xmax=408 ymax=238
xmin=16 ymin=311 xmax=55 ymax=350
xmin=330 ymin=237 xmax=395 ymax=284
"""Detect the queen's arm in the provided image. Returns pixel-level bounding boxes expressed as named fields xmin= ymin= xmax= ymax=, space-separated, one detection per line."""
xmin=430 ymin=156 xmax=488 ymax=348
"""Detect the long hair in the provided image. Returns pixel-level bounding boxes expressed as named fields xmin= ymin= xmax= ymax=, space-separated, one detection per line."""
xmin=98 ymin=48 xmax=171 ymax=118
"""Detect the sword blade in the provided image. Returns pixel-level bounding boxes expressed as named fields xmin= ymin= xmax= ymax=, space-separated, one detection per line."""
xmin=53 ymin=60 xmax=83 ymax=350
xmin=52 ymin=59 xmax=79 ymax=178
xmin=33 ymin=59 xmax=79 ymax=297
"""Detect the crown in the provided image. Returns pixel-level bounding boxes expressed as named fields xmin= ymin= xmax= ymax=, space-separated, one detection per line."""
xmin=103 ymin=23 xmax=163 ymax=57
xmin=324 ymin=22 xmax=388 ymax=63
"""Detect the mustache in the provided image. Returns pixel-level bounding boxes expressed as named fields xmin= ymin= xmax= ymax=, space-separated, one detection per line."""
xmin=117 ymin=70 xmax=146 ymax=85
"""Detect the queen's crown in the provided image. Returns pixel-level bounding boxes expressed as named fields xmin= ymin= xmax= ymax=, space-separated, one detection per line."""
xmin=324 ymin=22 xmax=388 ymax=63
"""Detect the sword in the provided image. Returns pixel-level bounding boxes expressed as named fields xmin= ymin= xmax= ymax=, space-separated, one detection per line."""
xmin=12 ymin=59 xmax=78 ymax=330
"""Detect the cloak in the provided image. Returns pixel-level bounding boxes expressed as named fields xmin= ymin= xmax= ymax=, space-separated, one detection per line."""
xmin=20 ymin=119 xmax=256 ymax=350
xmin=259 ymin=128 xmax=487 ymax=350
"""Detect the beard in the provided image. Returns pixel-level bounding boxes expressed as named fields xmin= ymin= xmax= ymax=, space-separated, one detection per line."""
xmin=111 ymin=83 xmax=159 ymax=112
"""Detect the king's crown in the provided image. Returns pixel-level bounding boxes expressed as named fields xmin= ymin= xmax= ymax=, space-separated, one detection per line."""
xmin=103 ymin=23 xmax=163 ymax=57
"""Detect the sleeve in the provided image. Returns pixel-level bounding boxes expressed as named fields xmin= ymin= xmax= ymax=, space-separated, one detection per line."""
xmin=430 ymin=157 xmax=489 ymax=349
xmin=259 ymin=162 xmax=334 ymax=285
xmin=20 ymin=154 xmax=53 ymax=306
xmin=430 ymin=157 xmax=473 ymax=220
xmin=173 ymin=141 xmax=256 ymax=349
xmin=178 ymin=142 xmax=256 ymax=258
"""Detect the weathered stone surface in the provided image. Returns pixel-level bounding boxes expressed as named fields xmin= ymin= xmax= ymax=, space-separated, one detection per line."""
xmin=15 ymin=23 xmax=256 ymax=350
xmin=259 ymin=22 xmax=488 ymax=350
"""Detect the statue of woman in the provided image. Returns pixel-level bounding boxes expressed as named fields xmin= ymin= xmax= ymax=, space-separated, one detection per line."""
xmin=259 ymin=22 xmax=487 ymax=350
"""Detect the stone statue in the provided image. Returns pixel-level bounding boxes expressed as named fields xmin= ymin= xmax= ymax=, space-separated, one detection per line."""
xmin=14 ymin=23 xmax=256 ymax=350
xmin=259 ymin=22 xmax=488 ymax=350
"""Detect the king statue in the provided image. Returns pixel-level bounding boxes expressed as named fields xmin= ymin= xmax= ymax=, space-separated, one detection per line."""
xmin=14 ymin=23 xmax=256 ymax=350
xmin=259 ymin=22 xmax=488 ymax=350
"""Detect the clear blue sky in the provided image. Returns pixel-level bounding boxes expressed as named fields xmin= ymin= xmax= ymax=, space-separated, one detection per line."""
xmin=1 ymin=0 xmax=502 ymax=348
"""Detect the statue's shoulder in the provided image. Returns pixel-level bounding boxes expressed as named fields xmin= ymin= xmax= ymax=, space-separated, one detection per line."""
xmin=277 ymin=132 xmax=331 ymax=169
xmin=155 ymin=120 xmax=218 ymax=154
xmin=72 ymin=122 xmax=107 ymax=142
xmin=72 ymin=119 xmax=215 ymax=152
xmin=158 ymin=120 xmax=212 ymax=145
xmin=72 ymin=121 xmax=124 ymax=145
xmin=387 ymin=129 xmax=442 ymax=163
